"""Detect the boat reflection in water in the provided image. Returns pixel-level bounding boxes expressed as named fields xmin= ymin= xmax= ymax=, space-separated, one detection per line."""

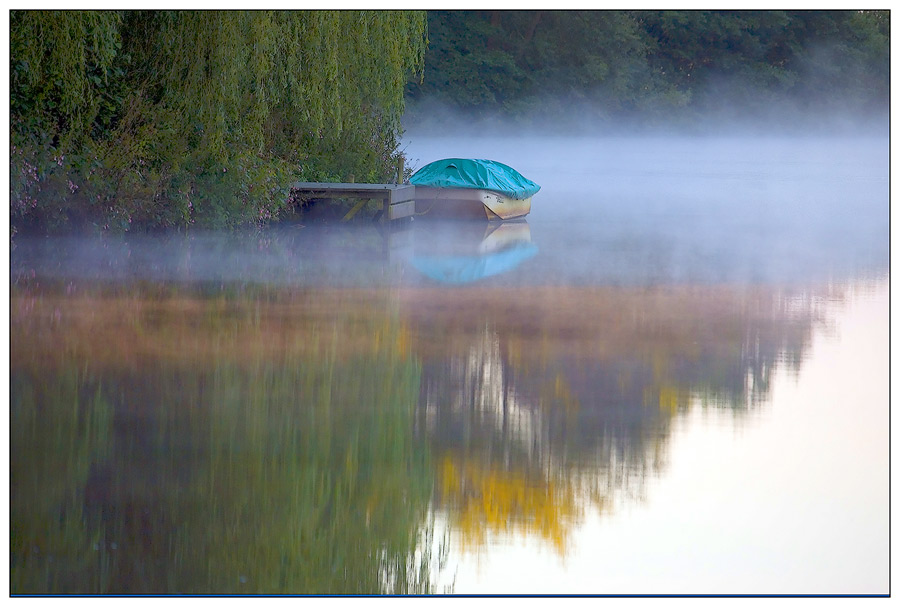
xmin=408 ymin=220 xmax=538 ymax=284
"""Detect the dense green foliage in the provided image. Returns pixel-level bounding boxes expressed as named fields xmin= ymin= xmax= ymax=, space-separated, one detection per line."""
xmin=405 ymin=10 xmax=889 ymax=128
xmin=11 ymin=10 xmax=426 ymax=232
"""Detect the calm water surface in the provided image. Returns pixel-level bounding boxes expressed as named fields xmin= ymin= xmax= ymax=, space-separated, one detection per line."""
xmin=10 ymin=135 xmax=888 ymax=595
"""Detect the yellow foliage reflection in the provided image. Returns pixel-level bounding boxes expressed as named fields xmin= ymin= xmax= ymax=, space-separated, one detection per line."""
xmin=438 ymin=455 xmax=583 ymax=556
xmin=654 ymin=385 xmax=690 ymax=416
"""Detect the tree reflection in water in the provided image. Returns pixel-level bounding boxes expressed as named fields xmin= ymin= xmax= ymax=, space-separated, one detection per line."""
xmin=10 ymin=285 xmax=440 ymax=595
xmin=10 ymin=280 xmax=828 ymax=593
xmin=403 ymin=285 xmax=824 ymax=556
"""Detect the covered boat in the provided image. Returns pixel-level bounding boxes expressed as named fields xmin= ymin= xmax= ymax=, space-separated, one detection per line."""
xmin=410 ymin=158 xmax=540 ymax=220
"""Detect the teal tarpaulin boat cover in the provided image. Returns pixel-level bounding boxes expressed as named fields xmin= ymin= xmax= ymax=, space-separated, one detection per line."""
xmin=410 ymin=158 xmax=541 ymax=200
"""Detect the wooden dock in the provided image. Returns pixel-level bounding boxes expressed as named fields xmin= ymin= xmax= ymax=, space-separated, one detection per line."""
xmin=291 ymin=182 xmax=416 ymax=221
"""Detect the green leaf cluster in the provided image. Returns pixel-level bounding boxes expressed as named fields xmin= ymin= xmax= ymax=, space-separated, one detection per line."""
xmin=11 ymin=10 xmax=427 ymax=232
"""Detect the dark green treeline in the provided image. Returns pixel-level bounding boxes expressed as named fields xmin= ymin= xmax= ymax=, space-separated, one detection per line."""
xmin=11 ymin=11 xmax=426 ymax=232
xmin=405 ymin=10 xmax=889 ymax=127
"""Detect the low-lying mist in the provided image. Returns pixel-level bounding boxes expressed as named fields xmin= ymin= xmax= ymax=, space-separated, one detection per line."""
xmin=403 ymin=94 xmax=889 ymax=138
xmin=401 ymin=113 xmax=888 ymax=286
xmin=11 ymin=98 xmax=888 ymax=290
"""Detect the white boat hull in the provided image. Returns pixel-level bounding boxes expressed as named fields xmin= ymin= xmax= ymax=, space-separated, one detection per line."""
xmin=413 ymin=187 xmax=532 ymax=220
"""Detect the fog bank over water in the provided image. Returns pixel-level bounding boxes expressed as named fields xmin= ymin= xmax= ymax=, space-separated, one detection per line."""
xmin=403 ymin=97 xmax=889 ymax=137
xmin=11 ymin=125 xmax=888 ymax=290
xmin=401 ymin=130 xmax=888 ymax=286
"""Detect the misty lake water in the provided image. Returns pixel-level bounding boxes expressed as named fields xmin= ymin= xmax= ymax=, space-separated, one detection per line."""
xmin=10 ymin=134 xmax=888 ymax=595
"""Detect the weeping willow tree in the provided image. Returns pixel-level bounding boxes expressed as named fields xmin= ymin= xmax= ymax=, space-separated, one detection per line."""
xmin=10 ymin=11 xmax=123 ymax=146
xmin=10 ymin=10 xmax=427 ymax=231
